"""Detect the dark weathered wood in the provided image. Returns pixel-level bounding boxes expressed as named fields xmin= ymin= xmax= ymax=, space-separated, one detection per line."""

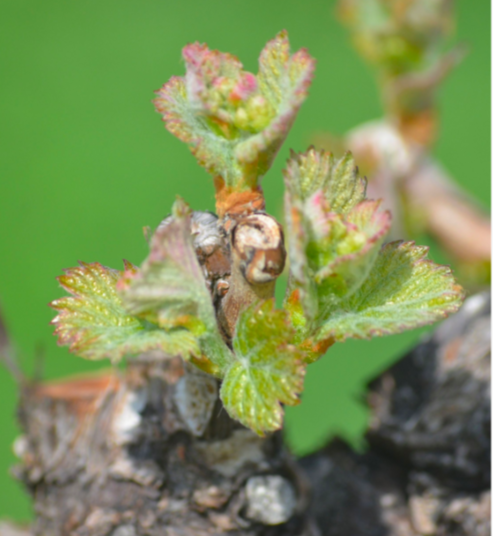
xmin=3 ymin=292 xmax=490 ymax=535
xmin=301 ymin=291 xmax=491 ymax=536
xmin=367 ymin=291 xmax=490 ymax=491
xmin=12 ymin=358 xmax=311 ymax=535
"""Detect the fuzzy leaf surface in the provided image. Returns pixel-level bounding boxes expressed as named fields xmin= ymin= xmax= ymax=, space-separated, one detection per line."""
xmin=284 ymin=148 xmax=367 ymax=213
xmin=119 ymin=200 xmax=208 ymax=330
xmin=315 ymin=241 xmax=464 ymax=342
xmin=50 ymin=262 xmax=198 ymax=361
xmin=284 ymin=149 xmax=391 ymax=327
xmin=154 ymin=31 xmax=315 ymax=193
xmin=220 ymin=300 xmax=305 ymax=435
xmin=119 ymin=198 xmax=232 ymax=371
xmin=314 ymin=198 xmax=391 ymax=300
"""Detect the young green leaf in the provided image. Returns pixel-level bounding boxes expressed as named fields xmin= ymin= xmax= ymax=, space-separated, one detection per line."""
xmin=154 ymin=31 xmax=315 ymax=200
xmin=220 ymin=300 xmax=305 ymax=435
xmin=119 ymin=199 xmax=207 ymax=331
xmin=234 ymin=31 xmax=316 ymax=177
xmin=315 ymin=198 xmax=391 ymax=299
xmin=284 ymin=192 xmax=317 ymax=324
xmin=338 ymin=0 xmax=465 ymax=124
xmin=339 ymin=0 xmax=456 ymax=76
xmin=50 ymin=261 xmax=198 ymax=361
xmin=119 ymin=198 xmax=233 ymax=372
xmin=315 ymin=240 xmax=464 ymax=342
xmin=284 ymin=149 xmax=391 ymax=326
xmin=284 ymin=148 xmax=366 ymax=213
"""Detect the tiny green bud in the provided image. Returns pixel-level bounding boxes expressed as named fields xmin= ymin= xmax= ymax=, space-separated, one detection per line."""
xmin=233 ymin=107 xmax=250 ymax=130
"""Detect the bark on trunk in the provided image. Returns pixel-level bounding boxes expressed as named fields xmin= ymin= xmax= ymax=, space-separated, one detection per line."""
xmin=3 ymin=292 xmax=490 ymax=535
xmin=11 ymin=356 xmax=310 ymax=535
xmin=302 ymin=290 xmax=491 ymax=536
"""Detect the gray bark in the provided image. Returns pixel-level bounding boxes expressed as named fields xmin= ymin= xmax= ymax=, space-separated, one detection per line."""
xmin=302 ymin=291 xmax=490 ymax=536
xmin=2 ymin=293 xmax=490 ymax=535
xmin=11 ymin=357 xmax=310 ymax=535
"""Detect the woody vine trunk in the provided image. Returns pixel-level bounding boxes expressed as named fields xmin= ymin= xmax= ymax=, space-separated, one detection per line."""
xmin=11 ymin=210 xmax=312 ymax=536
xmin=3 ymin=291 xmax=490 ymax=536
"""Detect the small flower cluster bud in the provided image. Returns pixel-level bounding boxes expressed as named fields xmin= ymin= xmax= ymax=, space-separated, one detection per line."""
xmin=181 ymin=43 xmax=275 ymax=137
xmin=206 ymin=73 xmax=273 ymax=134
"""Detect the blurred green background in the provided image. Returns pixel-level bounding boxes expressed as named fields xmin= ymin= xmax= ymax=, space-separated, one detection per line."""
xmin=0 ymin=0 xmax=489 ymax=520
